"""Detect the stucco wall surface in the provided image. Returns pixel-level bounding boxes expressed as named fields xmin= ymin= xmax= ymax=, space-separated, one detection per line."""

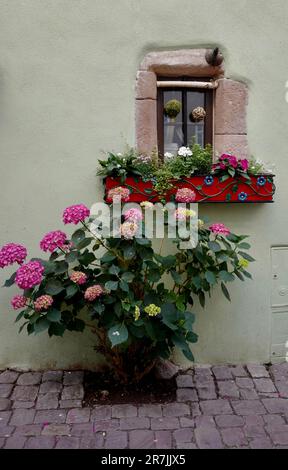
xmin=0 ymin=0 xmax=287 ymax=369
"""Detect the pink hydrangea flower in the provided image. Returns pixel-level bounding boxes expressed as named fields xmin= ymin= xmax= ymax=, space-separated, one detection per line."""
xmin=84 ymin=285 xmax=104 ymax=301
xmin=15 ymin=261 xmax=44 ymax=290
xmin=123 ymin=208 xmax=143 ymax=222
xmin=70 ymin=271 xmax=87 ymax=285
xmin=40 ymin=230 xmax=67 ymax=253
xmin=174 ymin=208 xmax=196 ymax=220
xmin=175 ymin=188 xmax=196 ymax=203
xmin=63 ymin=204 xmax=90 ymax=225
xmin=34 ymin=295 xmax=53 ymax=312
xmin=0 ymin=243 xmax=27 ymax=268
xmin=120 ymin=221 xmax=139 ymax=239
xmin=11 ymin=295 xmax=27 ymax=310
xmin=209 ymin=223 xmax=231 ymax=236
xmin=239 ymin=158 xmax=249 ymax=172
xmin=106 ymin=186 xmax=130 ymax=203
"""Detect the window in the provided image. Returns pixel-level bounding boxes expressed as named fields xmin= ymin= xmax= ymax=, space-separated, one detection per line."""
xmin=157 ymin=77 xmax=213 ymax=157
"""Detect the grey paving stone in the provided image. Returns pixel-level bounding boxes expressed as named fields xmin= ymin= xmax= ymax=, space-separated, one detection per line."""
xmin=10 ymin=409 xmax=35 ymax=426
xmin=12 ymin=385 xmax=38 ymax=402
xmin=17 ymin=372 xmax=42 ymax=386
xmin=194 ymin=375 xmax=214 ymax=387
xmin=25 ymin=436 xmax=55 ymax=449
xmin=63 ymin=371 xmax=84 ymax=385
xmin=66 ymin=408 xmax=91 ymax=424
xmin=14 ymin=424 xmax=42 ymax=436
xmin=105 ymin=431 xmax=128 ymax=449
xmin=155 ymin=430 xmax=172 ymax=449
xmin=214 ymin=415 xmax=244 ymax=428
xmin=212 ymin=366 xmax=233 ymax=380
xmin=173 ymin=427 xmax=194 ymax=444
xmin=249 ymin=437 xmax=273 ymax=449
xmin=91 ymin=406 xmax=111 ymax=420
xmin=176 ymin=375 xmax=194 ymax=388
xmin=71 ymin=423 xmax=94 ymax=436
xmin=0 ymin=411 xmax=12 ymax=426
xmin=4 ymin=436 xmax=27 ymax=449
xmin=191 ymin=403 xmax=201 ymax=417
xmin=34 ymin=410 xmax=66 ymax=424
xmin=195 ymin=423 xmax=224 ymax=449
xmin=236 ymin=377 xmax=254 ymax=389
xmin=254 ymin=378 xmax=277 ymax=393
xmin=42 ymin=424 xmax=71 ymax=436
xmin=120 ymin=417 xmax=150 ymax=430
xmin=59 ymin=400 xmax=82 ymax=409
xmin=0 ymin=399 xmax=11 ymax=411
xmin=244 ymin=424 xmax=266 ymax=438
xmin=269 ymin=432 xmax=288 ymax=446
xmin=92 ymin=419 xmax=119 ymax=432
xmin=240 ymin=389 xmax=259 ymax=400
xmin=39 ymin=381 xmax=62 ymax=394
xmin=129 ymin=430 xmax=155 ymax=449
xmin=194 ymin=366 xmax=212 ymax=376
xmin=12 ymin=401 xmax=35 ymax=409
xmin=218 ymin=381 xmax=239 ymax=399
xmin=244 ymin=415 xmax=264 ymax=426
xmin=262 ymin=398 xmax=288 ymax=414
xmin=247 ymin=364 xmax=269 ymax=378
xmin=231 ymin=400 xmax=266 ymax=415
xmin=36 ymin=393 xmax=59 ymax=410
xmin=0 ymin=425 xmax=15 ymax=437
xmin=42 ymin=371 xmax=63 ymax=383
xmin=0 ymin=384 xmax=13 ymax=398
xmin=0 ymin=438 xmax=4 ymax=448
xmin=177 ymin=388 xmax=198 ymax=402
xmin=80 ymin=434 xmax=104 ymax=449
xmin=111 ymin=404 xmax=137 ymax=418
xmin=221 ymin=427 xmax=248 ymax=447
xmin=180 ymin=417 xmax=195 ymax=428
xmin=151 ymin=417 xmax=179 ymax=430
xmin=0 ymin=371 xmax=19 ymax=384
xmin=61 ymin=385 xmax=84 ymax=400
xmin=263 ymin=414 xmax=285 ymax=425
xmin=231 ymin=365 xmax=248 ymax=377
xmin=138 ymin=404 xmax=162 ymax=418
xmin=197 ymin=386 xmax=217 ymax=400
xmin=55 ymin=436 xmax=80 ymax=449
xmin=163 ymin=403 xmax=190 ymax=417
xmin=200 ymin=400 xmax=233 ymax=415
xmin=270 ymin=363 xmax=288 ymax=381
xmin=177 ymin=442 xmax=197 ymax=449
xmin=275 ymin=380 xmax=288 ymax=398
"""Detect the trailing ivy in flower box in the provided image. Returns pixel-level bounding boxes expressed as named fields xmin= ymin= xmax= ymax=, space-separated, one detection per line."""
xmin=99 ymin=147 xmax=275 ymax=204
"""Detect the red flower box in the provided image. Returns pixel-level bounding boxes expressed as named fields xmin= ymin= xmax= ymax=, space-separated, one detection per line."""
xmin=104 ymin=174 xmax=275 ymax=203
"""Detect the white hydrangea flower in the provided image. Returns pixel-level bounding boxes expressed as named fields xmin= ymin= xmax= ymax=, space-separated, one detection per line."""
xmin=178 ymin=146 xmax=192 ymax=157
xmin=164 ymin=152 xmax=174 ymax=161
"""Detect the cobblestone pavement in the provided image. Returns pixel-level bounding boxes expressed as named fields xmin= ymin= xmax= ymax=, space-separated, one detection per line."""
xmin=0 ymin=363 xmax=288 ymax=449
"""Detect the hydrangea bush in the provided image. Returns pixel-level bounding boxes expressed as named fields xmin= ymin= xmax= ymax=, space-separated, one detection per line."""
xmin=1 ymin=202 xmax=254 ymax=382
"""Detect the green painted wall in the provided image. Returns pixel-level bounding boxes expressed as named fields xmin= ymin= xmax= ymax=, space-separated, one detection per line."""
xmin=0 ymin=0 xmax=287 ymax=369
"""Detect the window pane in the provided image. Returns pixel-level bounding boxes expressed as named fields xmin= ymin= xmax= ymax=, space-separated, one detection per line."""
xmin=163 ymin=91 xmax=183 ymax=154
xmin=186 ymin=91 xmax=205 ymax=147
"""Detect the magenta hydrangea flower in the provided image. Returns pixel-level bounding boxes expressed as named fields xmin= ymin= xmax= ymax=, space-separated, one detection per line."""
xmin=239 ymin=158 xmax=249 ymax=172
xmin=84 ymin=285 xmax=104 ymax=301
xmin=209 ymin=223 xmax=231 ymax=236
xmin=175 ymin=188 xmax=196 ymax=203
xmin=40 ymin=230 xmax=67 ymax=253
xmin=70 ymin=271 xmax=87 ymax=285
xmin=123 ymin=208 xmax=143 ymax=222
xmin=0 ymin=243 xmax=27 ymax=268
xmin=106 ymin=186 xmax=130 ymax=203
xmin=34 ymin=295 xmax=53 ymax=312
xmin=63 ymin=204 xmax=90 ymax=225
xmin=11 ymin=295 xmax=27 ymax=310
xmin=15 ymin=261 xmax=44 ymax=290
xmin=120 ymin=221 xmax=139 ymax=239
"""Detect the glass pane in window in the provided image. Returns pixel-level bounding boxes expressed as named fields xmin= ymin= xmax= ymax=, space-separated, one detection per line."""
xmin=186 ymin=91 xmax=205 ymax=147
xmin=163 ymin=91 xmax=183 ymax=155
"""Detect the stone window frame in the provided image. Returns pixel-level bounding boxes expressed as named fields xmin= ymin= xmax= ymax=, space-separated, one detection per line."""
xmin=135 ymin=49 xmax=248 ymax=159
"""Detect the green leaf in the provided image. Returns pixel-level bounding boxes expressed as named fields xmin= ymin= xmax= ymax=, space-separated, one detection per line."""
xmin=226 ymin=233 xmax=239 ymax=243
xmin=3 ymin=272 xmax=16 ymax=287
xmin=19 ymin=322 xmax=28 ymax=334
xmin=109 ymin=265 xmax=120 ymax=276
xmin=219 ymin=271 xmax=235 ymax=282
xmin=15 ymin=310 xmax=26 ymax=323
xmin=78 ymin=251 xmax=96 ymax=266
xmin=105 ymin=280 xmax=119 ymax=291
xmin=123 ymin=245 xmax=136 ymax=260
xmin=205 ymin=270 xmax=216 ymax=285
xmin=171 ymin=270 xmax=182 ymax=285
xmin=46 ymin=309 xmax=61 ymax=322
xmin=225 ymin=193 xmax=231 ymax=202
xmin=147 ymin=269 xmax=161 ymax=283
xmin=101 ymin=252 xmax=117 ymax=263
xmin=108 ymin=323 xmax=128 ymax=347
xmin=232 ymin=184 xmax=239 ymax=193
xmin=238 ymin=242 xmax=251 ymax=249
xmin=34 ymin=317 xmax=51 ymax=334
xmin=192 ymin=276 xmax=202 ymax=290
xmin=65 ymin=284 xmax=78 ymax=299
xmin=55 ymin=260 xmax=68 ymax=274
xmin=199 ymin=291 xmax=205 ymax=308
xmin=76 ymin=238 xmax=93 ymax=250
xmin=48 ymin=322 xmax=66 ymax=337
xmin=121 ymin=272 xmax=134 ymax=283
xmin=219 ymin=174 xmax=230 ymax=183
xmin=242 ymin=269 xmax=252 ymax=279
xmin=208 ymin=241 xmax=221 ymax=253
xmin=45 ymin=280 xmax=64 ymax=295
xmin=65 ymin=251 xmax=78 ymax=263
xmin=186 ymin=331 xmax=198 ymax=343
xmin=182 ymin=347 xmax=194 ymax=362
xmin=221 ymin=282 xmax=231 ymax=301
xmin=234 ymin=270 xmax=245 ymax=281
xmin=119 ymin=280 xmax=129 ymax=292
xmin=135 ymin=238 xmax=151 ymax=246
xmin=238 ymin=251 xmax=256 ymax=262
xmin=71 ymin=229 xmax=85 ymax=245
